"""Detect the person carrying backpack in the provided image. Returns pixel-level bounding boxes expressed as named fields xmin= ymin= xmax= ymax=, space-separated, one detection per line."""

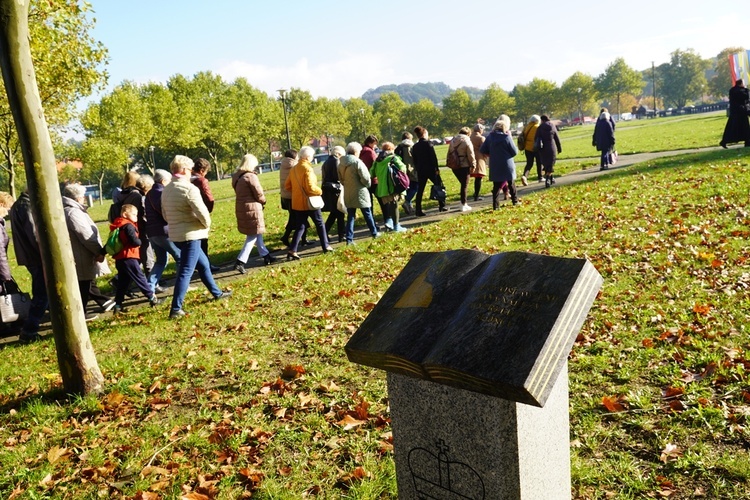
xmin=369 ymin=142 xmax=408 ymax=233
xmin=109 ymin=204 xmax=163 ymax=314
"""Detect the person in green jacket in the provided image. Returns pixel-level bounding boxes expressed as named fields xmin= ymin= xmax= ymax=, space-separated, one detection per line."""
xmin=369 ymin=142 xmax=408 ymax=233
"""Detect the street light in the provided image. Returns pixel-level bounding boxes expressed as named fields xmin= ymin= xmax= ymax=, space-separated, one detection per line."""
xmin=359 ymin=108 xmax=365 ymax=140
xmin=576 ymin=88 xmax=582 ymax=126
xmin=387 ymin=118 xmax=392 ymax=142
xmin=149 ymin=145 xmax=155 ymax=170
xmin=277 ymin=89 xmax=292 ymax=150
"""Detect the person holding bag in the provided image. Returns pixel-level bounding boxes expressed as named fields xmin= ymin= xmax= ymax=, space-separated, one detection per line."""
xmin=370 ymin=142 xmax=409 ymax=232
xmin=0 ymin=191 xmax=29 ymax=333
xmin=321 ymin=146 xmax=346 ymax=243
xmin=284 ymin=146 xmax=333 ymax=260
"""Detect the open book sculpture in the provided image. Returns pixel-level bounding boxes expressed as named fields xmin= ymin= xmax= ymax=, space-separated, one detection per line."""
xmin=345 ymin=250 xmax=602 ymax=407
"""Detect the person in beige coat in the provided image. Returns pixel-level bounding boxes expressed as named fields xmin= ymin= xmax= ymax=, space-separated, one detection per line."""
xmin=162 ymin=155 xmax=231 ymax=319
xmin=232 ymin=154 xmax=276 ymax=274
xmin=469 ymin=123 xmax=487 ymax=201
xmin=448 ymin=127 xmax=477 ymax=212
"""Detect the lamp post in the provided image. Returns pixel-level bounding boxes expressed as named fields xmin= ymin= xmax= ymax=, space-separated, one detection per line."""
xmin=652 ymin=61 xmax=656 ymax=115
xmin=278 ymin=89 xmax=292 ymax=150
xmin=149 ymin=145 xmax=155 ymax=171
xmin=359 ymin=108 xmax=365 ymax=140
xmin=576 ymin=88 xmax=582 ymax=126
xmin=387 ymin=118 xmax=392 ymax=142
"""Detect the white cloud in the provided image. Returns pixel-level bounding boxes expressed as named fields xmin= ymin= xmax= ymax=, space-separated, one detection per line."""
xmin=216 ymin=54 xmax=399 ymax=99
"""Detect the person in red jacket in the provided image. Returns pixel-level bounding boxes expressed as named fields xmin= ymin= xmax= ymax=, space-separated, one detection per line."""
xmin=110 ymin=204 xmax=163 ymax=314
xmin=191 ymin=157 xmax=220 ymax=272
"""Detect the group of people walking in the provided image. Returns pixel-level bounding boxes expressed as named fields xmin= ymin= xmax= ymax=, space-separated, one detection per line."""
xmin=0 ymin=107 xmax=633 ymax=339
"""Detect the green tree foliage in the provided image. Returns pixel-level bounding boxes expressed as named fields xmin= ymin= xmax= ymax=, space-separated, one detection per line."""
xmin=475 ymin=83 xmax=515 ymax=124
xmin=316 ymin=97 xmax=350 ymax=149
xmin=440 ymin=89 xmax=475 ymax=134
xmin=512 ymin=78 xmax=560 ymax=120
xmin=373 ymin=92 xmax=407 ymax=143
xmin=82 ymin=82 xmax=153 ymax=173
xmin=343 ymin=98 xmax=375 ymax=143
xmin=559 ymin=72 xmax=597 ymax=119
xmin=77 ymin=137 xmax=128 ymax=204
xmin=401 ymin=99 xmax=442 ymax=136
xmin=595 ymin=58 xmax=644 ymax=117
xmin=0 ymin=0 xmax=107 ymax=196
xmin=708 ymin=46 xmax=745 ymax=98
xmin=224 ymin=78 xmax=280 ymax=163
xmin=657 ymin=49 xmax=711 ymax=108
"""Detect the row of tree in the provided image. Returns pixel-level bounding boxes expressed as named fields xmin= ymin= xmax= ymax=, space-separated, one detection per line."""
xmin=69 ymin=46 xmax=735 ymax=198
xmin=0 ymin=0 xmax=739 ymax=199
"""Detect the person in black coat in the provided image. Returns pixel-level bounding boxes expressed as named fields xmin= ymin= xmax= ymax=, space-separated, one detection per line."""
xmin=411 ymin=126 xmax=447 ymax=216
xmin=535 ymin=115 xmax=562 ymax=187
xmin=593 ymin=110 xmax=616 ymax=170
xmin=720 ymin=79 xmax=750 ymax=148
xmin=321 ymin=146 xmax=346 ymax=243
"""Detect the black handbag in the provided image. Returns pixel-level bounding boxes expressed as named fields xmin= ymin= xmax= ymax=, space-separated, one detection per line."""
xmin=430 ymin=184 xmax=446 ymax=201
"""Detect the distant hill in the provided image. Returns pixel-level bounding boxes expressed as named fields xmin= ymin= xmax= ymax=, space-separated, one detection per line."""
xmin=362 ymin=82 xmax=485 ymax=105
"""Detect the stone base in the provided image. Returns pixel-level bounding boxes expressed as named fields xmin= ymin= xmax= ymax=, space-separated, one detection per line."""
xmin=387 ymin=364 xmax=570 ymax=499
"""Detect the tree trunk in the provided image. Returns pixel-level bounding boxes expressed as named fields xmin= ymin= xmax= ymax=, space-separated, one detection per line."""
xmin=0 ymin=0 xmax=103 ymax=395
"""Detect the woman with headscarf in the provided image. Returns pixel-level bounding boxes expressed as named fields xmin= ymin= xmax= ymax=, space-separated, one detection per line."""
xmin=284 ymin=146 xmax=332 ymax=260
xmin=535 ymin=115 xmax=562 ymax=188
xmin=480 ymin=115 xmax=519 ymax=208
xmin=232 ymin=154 xmax=276 ymax=273
xmin=593 ymin=110 xmax=616 ymax=170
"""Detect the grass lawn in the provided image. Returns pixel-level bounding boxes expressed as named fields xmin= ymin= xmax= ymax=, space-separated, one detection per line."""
xmin=2 ymin=114 xmax=750 ymax=498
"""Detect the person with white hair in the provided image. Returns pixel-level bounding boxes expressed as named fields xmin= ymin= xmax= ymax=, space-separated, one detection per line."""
xmin=480 ymin=114 xmax=520 ymax=208
xmin=162 ymin=155 xmax=232 ymax=319
xmin=519 ymin=114 xmax=542 ymax=185
xmin=593 ymin=110 xmax=616 ymax=170
xmin=61 ymin=184 xmax=110 ymax=319
xmin=145 ymin=169 xmax=180 ymax=293
xmin=321 ymin=145 xmax=347 ymax=243
xmin=338 ymin=142 xmax=379 ymax=244
xmin=284 ymin=146 xmax=333 ymax=259
xmin=232 ymin=153 xmax=276 ymax=274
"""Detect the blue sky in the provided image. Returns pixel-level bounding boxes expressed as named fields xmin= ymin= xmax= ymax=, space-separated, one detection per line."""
xmin=90 ymin=0 xmax=749 ymax=99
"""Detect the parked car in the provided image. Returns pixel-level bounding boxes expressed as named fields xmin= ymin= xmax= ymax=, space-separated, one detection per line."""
xmin=312 ymin=153 xmax=330 ymax=164
xmin=570 ymin=116 xmax=595 ymax=125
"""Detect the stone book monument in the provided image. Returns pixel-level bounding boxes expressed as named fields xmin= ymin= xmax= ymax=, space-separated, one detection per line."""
xmin=345 ymin=250 xmax=602 ymax=499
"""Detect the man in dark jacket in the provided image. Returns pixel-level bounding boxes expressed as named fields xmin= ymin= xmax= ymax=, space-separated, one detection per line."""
xmin=720 ymin=79 xmax=750 ymax=148
xmin=9 ymin=191 xmax=47 ymax=343
xmin=411 ymin=126 xmax=446 ymax=216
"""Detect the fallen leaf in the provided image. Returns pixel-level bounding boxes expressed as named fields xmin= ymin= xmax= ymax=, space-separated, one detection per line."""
xmin=338 ymin=414 xmax=365 ymax=430
xmin=660 ymin=443 xmax=682 ymax=463
xmin=602 ymin=396 xmax=625 ymax=413
xmin=282 ymin=364 xmax=305 ymax=379
xmin=47 ymin=446 xmax=71 ymax=464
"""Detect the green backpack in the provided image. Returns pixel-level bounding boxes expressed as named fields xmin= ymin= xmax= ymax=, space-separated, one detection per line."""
xmin=104 ymin=227 xmax=123 ymax=256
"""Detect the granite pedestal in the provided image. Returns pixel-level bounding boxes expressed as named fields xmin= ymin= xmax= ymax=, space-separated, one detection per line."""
xmin=388 ymin=366 xmax=570 ymax=500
